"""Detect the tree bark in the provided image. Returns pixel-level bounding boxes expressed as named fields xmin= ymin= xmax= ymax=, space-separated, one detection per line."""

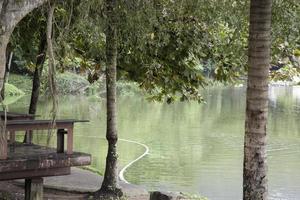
xmin=0 ymin=44 xmax=13 ymax=99
xmin=99 ymin=0 xmax=122 ymax=197
xmin=23 ymin=31 xmax=47 ymax=143
xmin=29 ymin=32 xmax=47 ymax=115
xmin=0 ymin=31 xmax=11 ymax=97
xmin=46 ymin=1 xmax=57 ymax=114
xmin=243 ymin=0 xmax=273 ymax=199
xmin=0 ymin=26 xmax=11 ymax=160
xmin=0 ymin=0 xmax=48 ymax=160
xmin=0 ymin=0 xmax=48 ymax=93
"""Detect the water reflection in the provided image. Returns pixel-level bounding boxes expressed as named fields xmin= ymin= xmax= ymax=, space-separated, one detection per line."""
xmin=9 ymin=86 xmax=300 ymax=200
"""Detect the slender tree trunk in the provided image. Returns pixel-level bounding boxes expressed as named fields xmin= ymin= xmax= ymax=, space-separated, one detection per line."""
xmin=5 ymin=51 xmax=13 ymax=83
xmin=47 ymin=1 xmax=57 ymax=116
xmin=243 ymin=0 xmax=272 ymax=199
xmin=0 ymin=29 xmax=11 ymax=160
xmin=1 ymin=44 xmax=13 ymax=98
xmin=99 ymin=0 xmax=122 ymax=198
xmin=0 ymin=33 xmax=10 ymax=97
xmin=23 ymin=32 xmax=47 ymax=143
xmin=29 ymin=33 xmax=46 ymax=115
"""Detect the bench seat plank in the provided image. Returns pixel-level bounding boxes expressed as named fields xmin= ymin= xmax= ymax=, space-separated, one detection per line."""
xmin=0 ymin=143 xmax=91 ymax=180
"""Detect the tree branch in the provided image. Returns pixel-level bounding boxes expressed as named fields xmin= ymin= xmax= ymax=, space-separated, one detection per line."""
xmin=2 ymin=0 xmax=48 ymax=31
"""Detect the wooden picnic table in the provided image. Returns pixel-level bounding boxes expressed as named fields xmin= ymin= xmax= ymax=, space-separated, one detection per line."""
xmin=2 ymin=119 xmax=89 ymax=160
xmin=0 ymin=117 xmax=91 ymax=200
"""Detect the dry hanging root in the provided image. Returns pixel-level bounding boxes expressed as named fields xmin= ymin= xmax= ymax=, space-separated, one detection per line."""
xmin=46 ymin=1 xmax=58 ymax=146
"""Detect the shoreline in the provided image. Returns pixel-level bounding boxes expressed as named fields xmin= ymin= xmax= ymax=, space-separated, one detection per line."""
xmin=0 ymin=167 xmax=207 ymax=200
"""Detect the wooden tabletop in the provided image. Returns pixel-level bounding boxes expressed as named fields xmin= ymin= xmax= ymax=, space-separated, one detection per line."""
xmin=6 ymin=119 xmax=89 ymax=125
xmin=5 ymin=119 xmax=89 ymax=157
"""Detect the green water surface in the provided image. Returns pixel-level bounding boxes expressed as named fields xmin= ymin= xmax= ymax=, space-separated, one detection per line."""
xmin=9 ymin=86 xmax=300 ymax=200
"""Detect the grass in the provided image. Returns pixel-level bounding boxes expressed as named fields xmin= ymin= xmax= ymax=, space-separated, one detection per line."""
xmin=180 ymin=192 xmax=209 ymax=200
xmin=79 ymin=166 xmax=103 ymax=176
xmin=4 ymin=83 xmax=25 ymax=96
xmin=8 ymin=74 xmax=32 ymax=94
xmin=2 ymin=82 xmax=25 ymax=105
xmin=54 ymin=72 xmax=90 ymax=95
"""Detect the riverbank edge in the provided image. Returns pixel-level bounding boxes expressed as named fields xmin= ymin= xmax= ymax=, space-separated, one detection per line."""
xmin=0 ymin=167 xmax=208 ymax=200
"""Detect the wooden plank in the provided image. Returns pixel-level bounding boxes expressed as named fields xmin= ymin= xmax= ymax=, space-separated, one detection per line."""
xmin=0 ymin=143 xmax=91 ymax=173
xmin=0 ymin=153 xmax=91 ymax=173
xmin=6 ymin=119 xmax=89 ymax=125
xmin=0 ymin=167 xmax=70 ymax=181
xmin=0 ymin=111 xmax=37 ymax=120
xmin=67 ymin=127 xmax=73 ymax=155
xmin=6 ymin=123 xmax=74 ymax=132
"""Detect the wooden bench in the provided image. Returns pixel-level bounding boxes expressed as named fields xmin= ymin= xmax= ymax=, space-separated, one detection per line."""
xmin=0 ymin=118 xmax=91 ymax=200
xmin=2 ymin=119 xmax=89 ymax=160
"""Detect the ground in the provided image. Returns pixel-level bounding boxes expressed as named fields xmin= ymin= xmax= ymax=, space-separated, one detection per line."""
xmin=0 ymin=168 xmax=149 ymax=200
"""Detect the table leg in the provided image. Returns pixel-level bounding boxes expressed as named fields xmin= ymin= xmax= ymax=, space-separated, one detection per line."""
xmin=9 ymin=131 xmax=15 ymax=152
xmin=25 ymin=178 xmax=43 ymax=200
xmin=25 ymin=179 xmax=31 ymax=200
xmin=0 ymin=131 xmax=7 ymax=160
xmin=57 ymin=129 xmax=65 ymax=153
xmin=24 ymin=130 xmax=33 ymax=144
xmin=9 ymin=131 xmax=15 ymax=143
xmin=67 ymin=127 xmax=73 ymax=154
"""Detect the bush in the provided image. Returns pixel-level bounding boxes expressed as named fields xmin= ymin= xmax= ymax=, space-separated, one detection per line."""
xmin=8 ymin=74 xmax=32 ymax=94
xmin=116 ymin=80 xmax=141 ymax=96
xmin=4 ymin=83 xmax=25 ymax=96
xmin=43 ymin=72 xmax=90 ymax=95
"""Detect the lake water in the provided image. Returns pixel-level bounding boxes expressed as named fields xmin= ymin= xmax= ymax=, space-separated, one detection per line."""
xmin=9 ymin=86 xmax=300 ymax=200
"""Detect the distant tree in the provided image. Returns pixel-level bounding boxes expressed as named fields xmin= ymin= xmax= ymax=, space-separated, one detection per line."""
xmin=243 ymin=0 xmax=272 ymax=199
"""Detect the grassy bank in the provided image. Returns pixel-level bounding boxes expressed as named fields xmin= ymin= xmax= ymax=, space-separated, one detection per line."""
xmin=8 ymin=74 xmax=32 ymax=94
xmin=7 ymin=73 xmax=141 ymax=98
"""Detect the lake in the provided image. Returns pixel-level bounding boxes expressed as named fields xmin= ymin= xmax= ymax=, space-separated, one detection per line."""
xmin=9 ymin=86 xmax=300 ymax=200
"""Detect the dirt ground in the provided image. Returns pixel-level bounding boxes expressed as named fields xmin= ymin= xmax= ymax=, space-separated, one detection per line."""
xmin=0 ymin=181 xmax=149 ymax=200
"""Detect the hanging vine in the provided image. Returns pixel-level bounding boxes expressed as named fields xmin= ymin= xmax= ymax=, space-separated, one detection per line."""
xmin=46 ymin=0 xmax=58 ymax=146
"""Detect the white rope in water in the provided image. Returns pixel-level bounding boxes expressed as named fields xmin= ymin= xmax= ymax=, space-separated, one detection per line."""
xmin=76 ymin=135 xmax=149 ymax=184
xmin=118 ymin=138 xmax=150 ymax=184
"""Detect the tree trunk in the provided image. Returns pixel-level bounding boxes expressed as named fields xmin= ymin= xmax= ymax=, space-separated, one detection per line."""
xmin=0 ymin=33 xmax=10 ymax=97
xmin=98 ymin=0 xmax=122 ymax=198
xmin=23 ymin=31 xmax=47 ymax=143
xmin=1 ymin=44 xmax=13 ymax=99
xmin=5 ymin=51 xmax=13 ymax=83
xmin=0 ymin=0 xmax=48 ymax=160
xmin=243 ymin=0 xmax=273 ymax=199
xmin=0 ymin=30 xmax=11 ymax=160
xmin=46 ymin=1 xmax=57 ymax=117
xmin=29 ymin=33 xmax=46 ymax=115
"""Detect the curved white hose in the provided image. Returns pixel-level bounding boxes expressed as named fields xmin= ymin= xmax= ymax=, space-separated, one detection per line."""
xmin=118 ymin=138 xmax=149 ymax=184
xmin=76 ymin=135 xmax=149 ymax=184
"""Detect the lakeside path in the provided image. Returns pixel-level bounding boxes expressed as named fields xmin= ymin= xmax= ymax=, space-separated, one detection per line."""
xmin=0 ymin=168 xmax=150 ymax=200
